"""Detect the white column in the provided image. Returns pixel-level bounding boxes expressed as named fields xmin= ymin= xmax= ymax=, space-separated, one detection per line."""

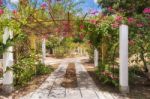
xmin=94 ymin=48 xmax=98 ymax=67
xmin=42 ymin=38 xmax=46 ymax=64
xmin=2 ymin=28 xmax=14 ymax=93
xmin=119 ymin=24 xmax=129 ymax=93
xmin=81 ymin=48 xmax=83 ymax=56
xmin=77 ymin=47 xmax=80 ymax=55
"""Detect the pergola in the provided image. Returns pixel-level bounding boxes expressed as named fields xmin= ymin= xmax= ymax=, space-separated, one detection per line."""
xmin=2 ymin=0 xmax=129 ymax=94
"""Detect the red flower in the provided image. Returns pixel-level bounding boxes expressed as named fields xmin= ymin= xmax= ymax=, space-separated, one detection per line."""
xmin=137 ymin=23 xmax=144 ymax=28
xmin=128 ymin=17 xmax=136 ymax=24
xmin=115 ymin=16 xmax=123 ymax=22
xmin=0 ymin=9 xmax=4 ymax=15
xmin=111 ymin=22 xmax=119 ymax=28
xmin=12 ymin=10 xmax=17 ymax=15
xmin=143 ymin=8 xmax=150 ymax=14
xmin=80 ymin=25 xmax=84 ymax=29
xmin=107 ymin=6 xmax=112 ymax=12
xmin=90 ymin=19 xmax=97 ymax=24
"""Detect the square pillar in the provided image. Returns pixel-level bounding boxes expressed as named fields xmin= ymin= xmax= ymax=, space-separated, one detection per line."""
xmin=119 ymin=24 xmax=129 ymax=93
xmin=2 ymin=28 xmax=14 ymax=94
xmin=42 ymin=38 xmax=46 ymax=64
xmin=94 ymin=48 xmax=98 ymax=67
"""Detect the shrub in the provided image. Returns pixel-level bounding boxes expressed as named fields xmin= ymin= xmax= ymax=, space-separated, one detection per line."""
xmin=96 ymin=64 xmax=119 ymax=87
xmin=35 ymin=63 xmax=52 ymax=75
xmin=12 ymin=57 xmax=37 ymax=86
xmin=54 ymin=46 xmax=66 ymax=58
xmin=12 ymin=55 xmax=52 ymax=87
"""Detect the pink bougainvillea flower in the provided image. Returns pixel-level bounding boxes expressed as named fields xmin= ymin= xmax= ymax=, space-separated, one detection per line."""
xmin=107 ymin=6 xmax=112 ymax=12
xmin=90 ymin=19 xmax=97 ymax=24
xmin=136 ymin=23 xmax=144 ymax=28
xmin=0 ymin=9 xmax=4 ymax=15
xmin=111 ymin=22 xmax=119 ymax=28
xmin=115 ymin=16 xmax=123 ymax=22
xmin=12 ymin=10 xmax=17 ymax=14
xmin=80 ymin=25 xmax=84 ymax=29
xmin=128 ymin=17 xmax=136 ymax=24
xmin=143 ymin=8 xmax=150 ymax=14
xmin=41 ymin=2 xmax=47 ymax=9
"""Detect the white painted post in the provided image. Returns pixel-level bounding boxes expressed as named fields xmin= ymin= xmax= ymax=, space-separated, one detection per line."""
xmin=2 ymin=27 xmax=14 ymax=93
xmin=119 ymin=24 xmax=129 ymax=93
xmin=94 ymin=48 xmax=98 ymax=67
xmin=42 ymin=38 xmax=46 ymax=64
xmin=81 ymin=48 xmax=83 ymax=56
xmin=77 ymin=47 xmax=80 ymax=55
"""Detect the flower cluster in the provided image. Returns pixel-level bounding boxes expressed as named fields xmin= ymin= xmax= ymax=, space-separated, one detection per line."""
xmin=111 ymin=22 xmax=119 ymax=28
xmin=111 ymin=16 xmax=123 ymax=28
xmin=0 ymin=8 xmax=3 ymax=15
xmin=136 ymin=23 xmax=144 ymax=28
xmin=107 ymin=7 xmax=112 ymax=12
xmin=128 ymin=17 xmax=136 ymax=24
xmin=80 ymin=24 xmax=84 ymax=29
xmin=143 ymin=8 xmax=150 ymax=14
xmin=13 ymin=10 xmax=17 ymax=15
xmin=89 ymin=19 xmax=97 ymax=24
xmin=115 ymin=16 xmax=123 ymax=22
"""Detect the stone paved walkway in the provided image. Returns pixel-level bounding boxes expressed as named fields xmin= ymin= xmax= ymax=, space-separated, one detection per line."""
xmin=20 ymin=58 xmax=128 ymax=99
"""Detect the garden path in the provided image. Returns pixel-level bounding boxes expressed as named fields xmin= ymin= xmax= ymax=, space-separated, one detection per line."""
xmin=20 ymin=57 xmax=128 ymax=99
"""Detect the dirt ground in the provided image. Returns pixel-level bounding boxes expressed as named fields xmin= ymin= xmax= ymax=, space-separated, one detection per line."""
xmin=61 ymin=63 xmax=77 ymax=88
xmin=83 ymin=62 xmax=150 ymax=99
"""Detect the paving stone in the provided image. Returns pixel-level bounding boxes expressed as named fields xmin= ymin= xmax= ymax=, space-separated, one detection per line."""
xmin=66 ymin=88 xmax=82 ymax=98
xmin=20 ymin=57 xmax=126 ymax=99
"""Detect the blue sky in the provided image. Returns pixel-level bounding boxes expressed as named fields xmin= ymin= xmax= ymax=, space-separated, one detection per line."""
xmin=4 ymin=0 xmax=101 ymax=12
xmin=80 ymin=0 xmax=101 ymax=12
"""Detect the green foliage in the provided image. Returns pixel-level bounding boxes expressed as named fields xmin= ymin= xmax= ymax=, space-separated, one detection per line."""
xmin=12 ymin=54 xmax=52 ymax=87
xmin=96 ymin=64 xmax=119 ymax=87
xmin=54 ymin=46 xmax=66 ymax=58
xmin=52 ymin=37 xmax=78 ymax=58
xmin=12 ymin=56 xmax=37 ymax=86
xmin=46 ymin=36 xmax=61 ymax=49
xmin=98 ymin=0 xmax=150 ymax=16
xmin=0 ymin=68 xmax=2 ymax=78
xmin=35 ymin=63 xmax=53 ymax=75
